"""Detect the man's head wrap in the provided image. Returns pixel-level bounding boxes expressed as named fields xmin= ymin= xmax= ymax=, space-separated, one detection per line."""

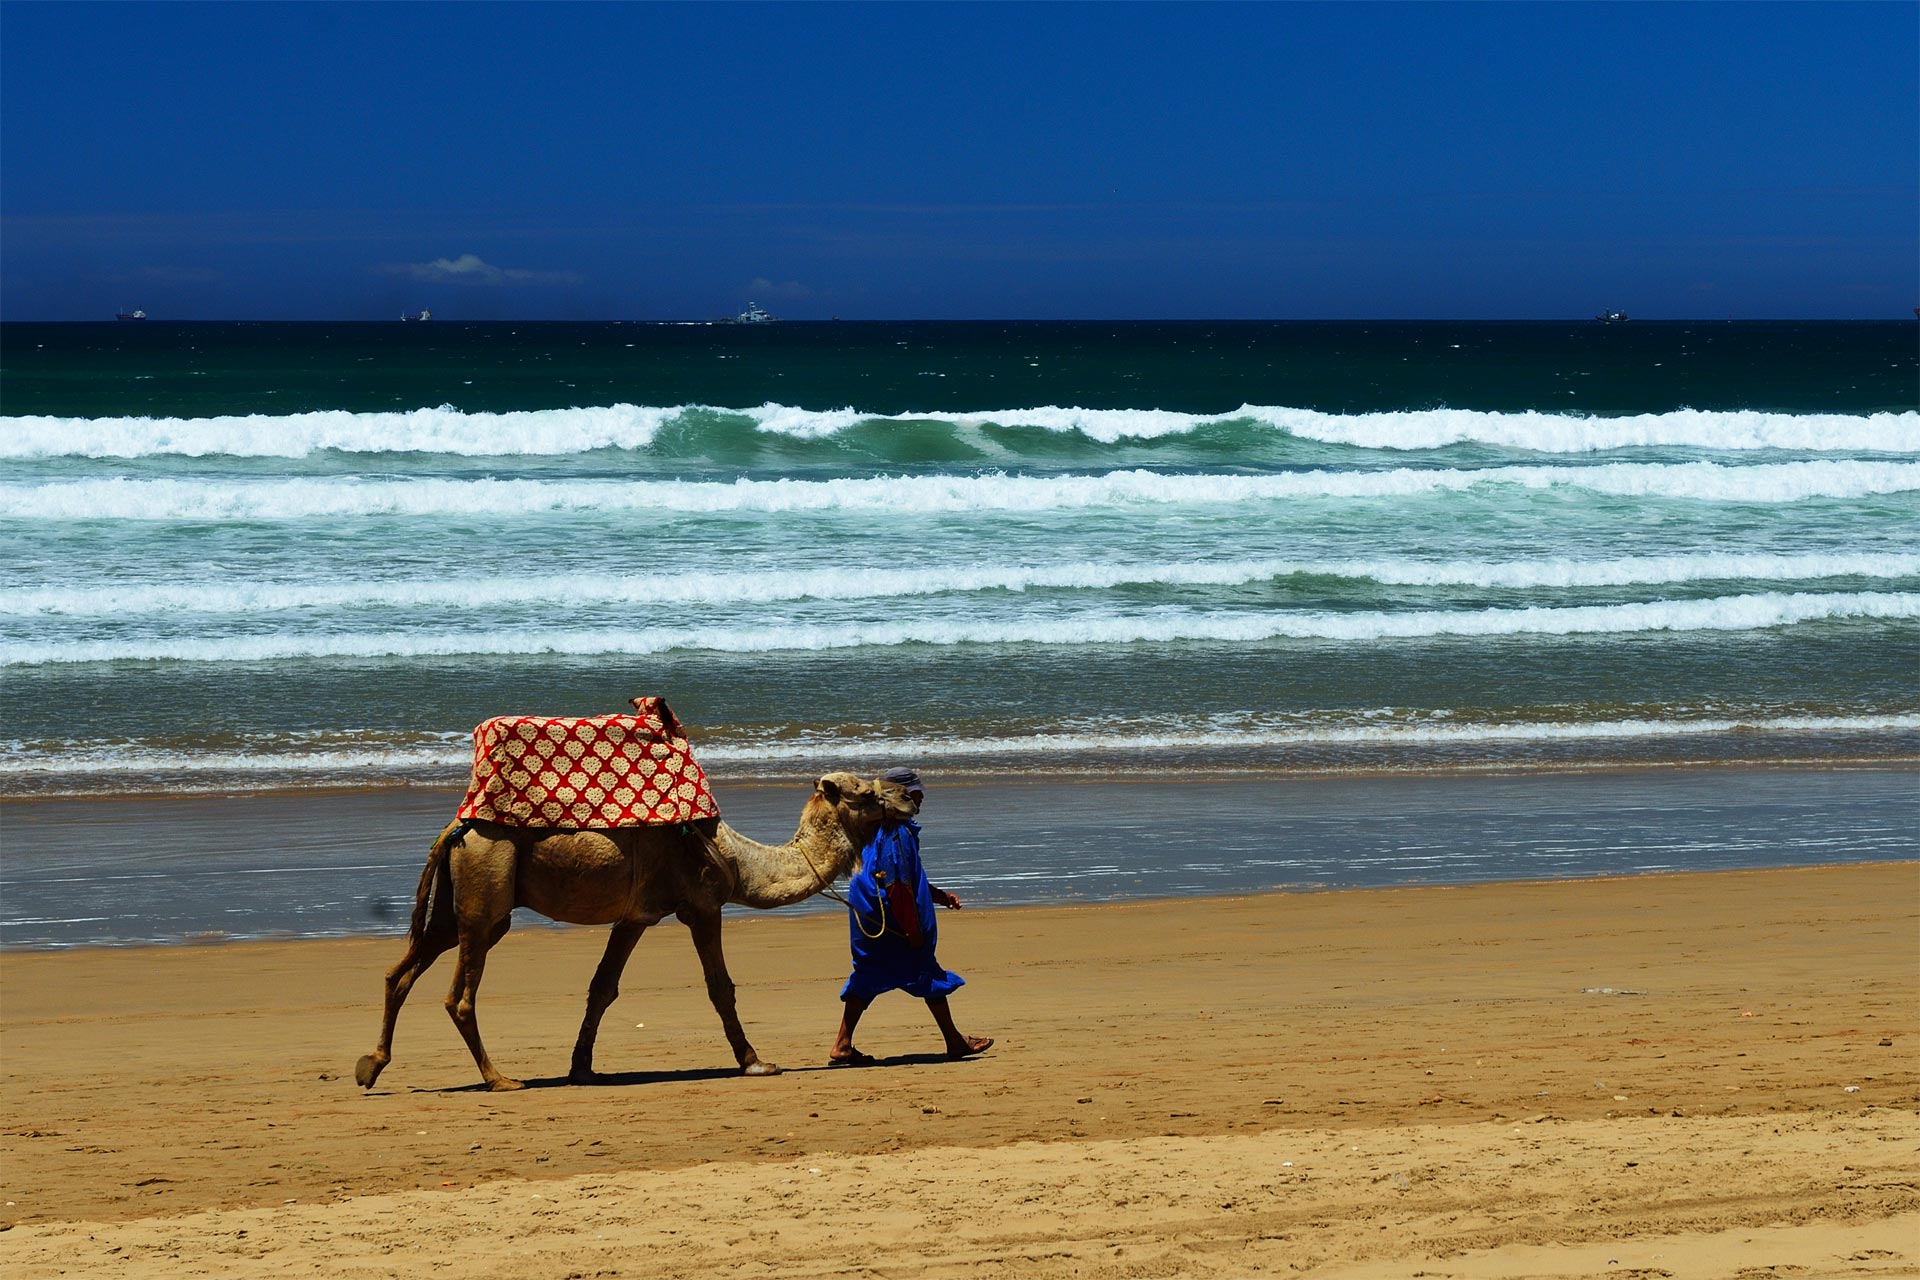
xmin=879 ymin=766 xmax=924 ymax=797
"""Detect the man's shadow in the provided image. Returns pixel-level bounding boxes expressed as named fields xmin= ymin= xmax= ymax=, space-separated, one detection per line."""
xmin=806 ymin=1050 xmax=988 ymax=1072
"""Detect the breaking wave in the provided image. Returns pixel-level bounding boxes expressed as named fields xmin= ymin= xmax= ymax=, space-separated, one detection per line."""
xmin=2 ymin=713 xmax=1914 ymax=783
xmin=7 ymin=553 xmax=1917 ymax=617
xmin=2 ymin=402 xmax=1914 ymax=459
xmin=4 ymin=460 xmax=1914 ymax=520
xmin=4 ymin=591 xmax=1913 ymax=666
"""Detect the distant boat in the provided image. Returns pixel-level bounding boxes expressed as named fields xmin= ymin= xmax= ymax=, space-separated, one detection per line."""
xmin=725 ymin=302 xmax=776 ymax=324
xmin=400 ymin=309 xmax=432 ymax=322
xmin=115 ymin=308 xmax=147 ymax=321
xmin=1595 ymin=310 xmax=1629 ymax=324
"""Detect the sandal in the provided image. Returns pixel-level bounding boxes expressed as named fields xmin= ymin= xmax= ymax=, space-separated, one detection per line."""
xmin=827 ymin=1049 xmax=879 ymax=1068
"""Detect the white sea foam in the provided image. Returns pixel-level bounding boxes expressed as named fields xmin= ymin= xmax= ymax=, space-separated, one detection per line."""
xmin=2 ymin=402 xmax=1913 ymax=458
xmin=3 ymin=591 xmax=1912 ymax=666
xmin=802 ymin=712 xmax=1920 ymax=761
xmin=8 ymin=553 xmax=1917 ymax=618
xmin=3 ymin=460 xmax=1913 ymax=521
xmin=0 ymin=403 xmax=687 ymax=459
xmin=1228 ymin=406 xmax=1920 ymax=453
xmin=939 ymin=404 xmax=1920 ymax=451
xmin=0 ymin=741 xmax=464 ymax=775
xmin=2 ymin=712 xmax=1913 ymax=778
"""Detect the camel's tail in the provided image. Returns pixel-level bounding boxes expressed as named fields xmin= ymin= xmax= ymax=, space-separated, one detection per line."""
xmin=409 ymin=820 xmax=467 ymax=940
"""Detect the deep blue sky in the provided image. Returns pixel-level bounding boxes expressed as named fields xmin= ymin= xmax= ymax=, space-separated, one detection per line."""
xmin=2 ymin=1 xmax=1914 ymax=320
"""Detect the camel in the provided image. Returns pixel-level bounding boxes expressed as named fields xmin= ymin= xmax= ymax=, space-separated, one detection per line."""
xmin=354 ymin=772 xmax=910 ymax=1092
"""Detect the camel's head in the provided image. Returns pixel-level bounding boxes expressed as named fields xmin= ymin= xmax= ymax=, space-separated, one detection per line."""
xmin=812 ymin=772 xmax=889 ymax=839
xmin=873 ymin=775 xmax=923 ymax=822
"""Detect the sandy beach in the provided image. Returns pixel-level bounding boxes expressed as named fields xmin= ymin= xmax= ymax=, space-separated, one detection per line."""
xmin=2 ymin=858 xmax=1914 ymax=1277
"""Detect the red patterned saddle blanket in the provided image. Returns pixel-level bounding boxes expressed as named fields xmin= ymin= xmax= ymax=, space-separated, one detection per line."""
xmin=455 ymin=696 xmax=719 ymax=829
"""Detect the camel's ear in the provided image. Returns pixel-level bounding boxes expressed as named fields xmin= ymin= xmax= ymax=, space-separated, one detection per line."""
xmin=815 ymin=775 xmax=842 ymax=804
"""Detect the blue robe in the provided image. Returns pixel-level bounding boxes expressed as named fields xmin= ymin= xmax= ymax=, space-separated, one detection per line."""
xmin=841 ymin=819 xmax=965 ymax=1002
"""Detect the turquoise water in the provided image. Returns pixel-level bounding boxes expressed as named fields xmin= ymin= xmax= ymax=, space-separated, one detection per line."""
xmin=1 ymin=320 xmax=1916 ymax=797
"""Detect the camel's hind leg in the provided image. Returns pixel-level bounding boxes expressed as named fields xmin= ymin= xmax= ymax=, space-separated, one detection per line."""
xmin=568 ymin=920 xmax=647 ymax=1084
xmin=682 ymin=906 xmax=778 ymax=1076
xmin=354 ymin=912 xmax=457 ymax=1089
xmin=446 ymin=914 xmax=519 ymax=1090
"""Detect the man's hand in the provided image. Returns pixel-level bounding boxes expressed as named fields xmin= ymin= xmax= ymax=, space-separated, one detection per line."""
xmin=931 ymin=888 xmax=962 ymax=910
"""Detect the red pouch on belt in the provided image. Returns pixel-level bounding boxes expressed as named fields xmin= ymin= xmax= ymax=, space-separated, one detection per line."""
xmin=884 ymin=879 xmax=925 ymax=948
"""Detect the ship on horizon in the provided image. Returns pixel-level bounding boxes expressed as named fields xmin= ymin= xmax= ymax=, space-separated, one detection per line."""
xmin=115 ymin=308 xmax=147 ymax=321
xmin=723 ymin=301 xmax=777 ymax=324
xmin=1595 ymin=309 xmax=1629 ymax=323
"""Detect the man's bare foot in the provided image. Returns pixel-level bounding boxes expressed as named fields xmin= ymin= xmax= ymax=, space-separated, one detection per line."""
xmin=828 ymin=1047 xmax=878 ymax=1067
xmin=945 ymin=1035 xmax=993 ymax=1059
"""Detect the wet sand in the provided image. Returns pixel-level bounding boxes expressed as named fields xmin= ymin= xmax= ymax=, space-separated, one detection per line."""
xmin=2 ymin=860 xmax=1915 ymax=1277
xmin=5 ymin=764 xmax=1915 ymax=948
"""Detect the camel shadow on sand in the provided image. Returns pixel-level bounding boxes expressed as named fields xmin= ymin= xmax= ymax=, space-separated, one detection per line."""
xmin=408 ymin=1066 xmax=746 ymax=1093
xmin=391 ymin=1051 xmax=989 ymax=1093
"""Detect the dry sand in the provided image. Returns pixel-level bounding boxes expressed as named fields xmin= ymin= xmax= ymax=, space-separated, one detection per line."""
xmin=3 ymin=861 xmax=1915 ymax=1277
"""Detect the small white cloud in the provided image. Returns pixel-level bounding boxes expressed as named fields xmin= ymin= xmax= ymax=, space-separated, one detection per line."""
xmin=378 ymin=253 xmax=582 ymax=287
xmin=747 ymin=277 xmax=812 ymax=301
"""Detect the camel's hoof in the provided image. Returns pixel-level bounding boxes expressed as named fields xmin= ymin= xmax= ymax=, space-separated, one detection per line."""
xmin=742 ymin=1061 xmax=782 ymax=1077
xmin=486 ymin=1076 xmax=527 ymax=1092
xmin=354 ymin=1054 xmax=385 ymax=1089
xmin=568 ymin=1068 xmax=603 ymax=1086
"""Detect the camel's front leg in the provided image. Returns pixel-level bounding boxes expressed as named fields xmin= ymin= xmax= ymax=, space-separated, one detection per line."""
xmin=569 ymin=920 xmax=646 ymax=1084
xmin=682 ymin=907 xmax=779 ymax=1076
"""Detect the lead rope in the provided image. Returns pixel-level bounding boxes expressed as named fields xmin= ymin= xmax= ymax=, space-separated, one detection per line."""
xmin=796 ymin=841 xmax=888 ymax=939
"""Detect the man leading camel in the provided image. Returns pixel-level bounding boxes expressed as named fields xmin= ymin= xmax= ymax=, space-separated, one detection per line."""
xmin=830 ymin=766 xmax=993 ymax=1066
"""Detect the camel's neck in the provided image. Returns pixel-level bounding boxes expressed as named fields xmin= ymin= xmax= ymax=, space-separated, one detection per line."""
xmin=716 ymin=809 xmax=866 ymax=910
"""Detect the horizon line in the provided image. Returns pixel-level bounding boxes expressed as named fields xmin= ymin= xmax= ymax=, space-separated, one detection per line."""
xmin=5 ymin=315 xmax=1916 ymax=325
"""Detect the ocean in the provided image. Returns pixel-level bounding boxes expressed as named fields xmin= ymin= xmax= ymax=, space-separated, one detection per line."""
xmin=1 ymin=319 xmax=1916 ymax=945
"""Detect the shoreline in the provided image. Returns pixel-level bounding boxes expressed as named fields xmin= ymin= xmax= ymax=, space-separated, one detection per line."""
xmin=3 ymin=861 xmax=1913 ymax=1275
xmin=7 ymin=858 xmax=1918 ymax=958
xmin=4 ymin=762 xmax=1915 ymax=952
xmin=5 ymin=750 xmax=1918 ymax=807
